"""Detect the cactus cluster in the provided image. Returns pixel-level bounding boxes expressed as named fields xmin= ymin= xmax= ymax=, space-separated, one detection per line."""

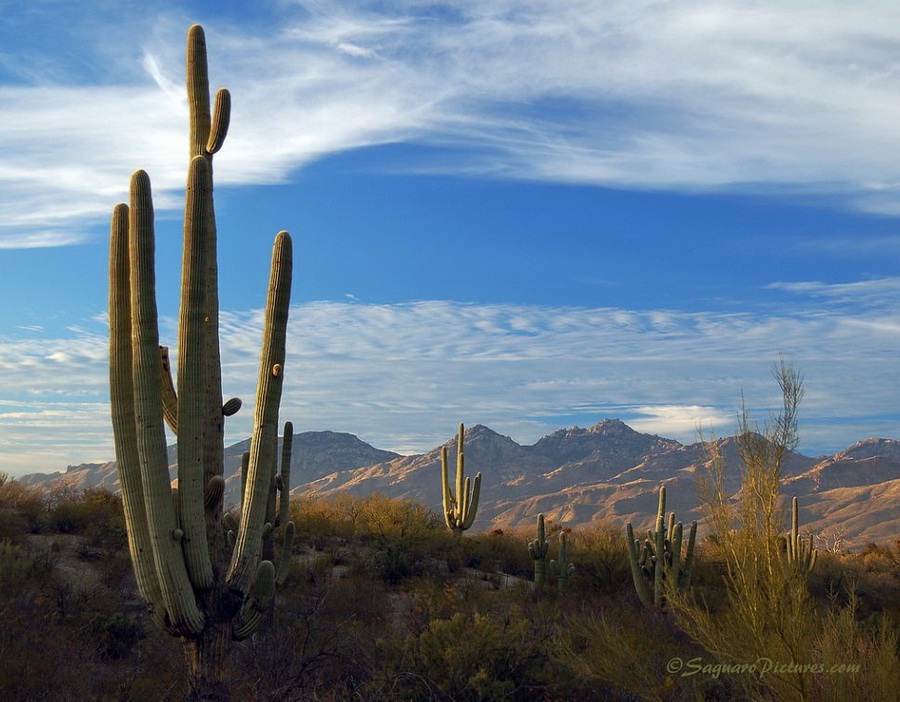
xmin=626 ymin=486 xmax=696 ymax=609
xmin=108 ymin=24 xmax=293 ymax=693
xmin=440 ymin=423 xmax=482 ymax=535
xmin=786 ymin=495 xmax=817 ymax=576
xmin=528 ymin=514 xmax=576 ymax=593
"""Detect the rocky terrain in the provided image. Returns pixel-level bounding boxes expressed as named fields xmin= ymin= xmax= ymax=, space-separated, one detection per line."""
xmin=21 ymin=419 xmax=900 ymax=548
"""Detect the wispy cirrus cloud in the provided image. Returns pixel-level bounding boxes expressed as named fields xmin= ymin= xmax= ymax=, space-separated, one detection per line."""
xmin=2 ymin=294 xmax=896 ymax=476
xmin=767 ymin=278 xmax=900 ymax=308
xmin=6 ymin=2 xmax=900 ymax=246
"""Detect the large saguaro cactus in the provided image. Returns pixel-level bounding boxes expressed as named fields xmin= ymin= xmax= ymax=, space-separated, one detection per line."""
xmin=440 ymin=423 xmax=482 ymax=535
xmin=108 ymin=24 xmax=293 ymax=699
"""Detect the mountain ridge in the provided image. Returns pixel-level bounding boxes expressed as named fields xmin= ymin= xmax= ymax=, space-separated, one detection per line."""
xmin=18 ymin=419 xmax=900 ymax=548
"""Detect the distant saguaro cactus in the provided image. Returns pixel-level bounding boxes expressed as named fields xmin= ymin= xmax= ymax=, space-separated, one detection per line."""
xmin=528 ymin=513 xmax=550 ymax=589
xmin=440 ymin=423 xmax=482 ymax=535
xmin=108 ymin=24 xmax=293 ymax=699
xmin=550 ymin=530 xmax=576 ymax=593
xmin=626 ymin=486 xmax=696 ymax=609
xmin=786 ymin=495 xmax=817 ymax=576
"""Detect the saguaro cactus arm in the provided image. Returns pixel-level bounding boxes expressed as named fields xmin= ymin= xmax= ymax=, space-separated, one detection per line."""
xmin=680 ymin=520 xmax=697 ymax=589
xmin=124 ymin=170 xmax=206 ymax=635
xmin=109 ymin=203 xmax=170 ymax=629
xmin=227 ymin=231 xmax=293 ymax=596
xmin=626 ymin=523 xmax=654 ymax=609
xmin=158 ymin=346 xmax=179 ymax=433
xmin=185 ymin=24 xmax=229 ymax=492
xmin=232 ymin=560 xmax=276 ymax=641
xmin=276 ymin=421 xmax=293 ymax=528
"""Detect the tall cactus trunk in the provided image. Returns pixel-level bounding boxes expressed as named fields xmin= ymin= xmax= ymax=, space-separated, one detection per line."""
xmin=182 ymin=625 xmax=231 ymax=702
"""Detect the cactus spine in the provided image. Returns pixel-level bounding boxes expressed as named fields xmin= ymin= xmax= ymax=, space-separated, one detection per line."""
xmin=786 ymin=495 xmax=817 ymax=576
xmin=440 ymin=423 xmax=482 ymax=535
xmin=108 ymin=24 xmax=293 ymax=697
xmin=528 ymin=513 xmax=550 ymax=589
xmin=626 ymin=486 xmax=696 ymax=609
xmin=550 ymin=530 xmax=576 ymax=593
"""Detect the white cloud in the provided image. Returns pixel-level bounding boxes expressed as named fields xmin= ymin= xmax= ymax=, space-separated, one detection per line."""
xmin=767 ymin=278 xmax=900 ymax=307
xmin=2 ymin=295 xmax=895 ymax=476
xmin=6 ymin=2 xmax=900 ymax=245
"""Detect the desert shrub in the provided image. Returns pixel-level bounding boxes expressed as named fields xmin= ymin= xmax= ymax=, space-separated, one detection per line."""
xmin=0 ymin=475 xmax=45 ymax=535
xmin=344 ymin=493 xmax=453 ymax=583
xmin=89 ymin=612 xmax=146 ymax=661
xmin=556 ymin=596 xmax=741 ymax=702
xmin=466 ymin=526 xmax=534 ymax=577
xmin=805 ymin=592 xmax=900 ymax=702
xmin=0 ymin=537 xmax=40 ymax=594
xmin=46 ymin=485 xmax=90 ymax=533
xmin=44 ymin=485 xmax=125 ymax=545
xmin=236 ymin=569 xmax=389 ymax=700
xmin=386 ymin=605 xmax=556 ymax=701
xmin=566 ymin=522 xmax=632 ymax=595
xmin=290 ymin=492 xmax=362 ymax=549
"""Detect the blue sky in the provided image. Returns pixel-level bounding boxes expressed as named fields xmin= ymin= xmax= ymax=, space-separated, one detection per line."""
xmin=2 ymin=1 xmax=900 ymax=476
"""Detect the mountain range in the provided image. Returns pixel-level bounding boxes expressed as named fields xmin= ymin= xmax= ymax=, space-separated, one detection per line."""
xmin=20 ymin=420 xmax=900 ymax=549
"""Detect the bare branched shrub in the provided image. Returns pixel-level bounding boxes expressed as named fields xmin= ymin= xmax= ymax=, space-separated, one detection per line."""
xmin=671 ymin=359 xmax=900 ymax=700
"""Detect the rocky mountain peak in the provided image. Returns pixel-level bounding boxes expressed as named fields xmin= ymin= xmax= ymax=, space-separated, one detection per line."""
xmin=587 ymin=418 xmax=637 ymax=436
xmin=838 ymin=437 xmax=900 ymax=462
xmin=462 ymin=424 xmax=509 ymax=443
xmin=446 ymin=424 xmax=531 ymax=470
xmin=530 ymin=418 xmax=681 ymax=467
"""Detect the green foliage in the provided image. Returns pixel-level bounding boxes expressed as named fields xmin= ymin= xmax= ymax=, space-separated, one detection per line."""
xmin=291 ymin=492 xmax=454 ymax=583
xmin=46 ymin=486 xmax=127 ymax=548
xmin=665 ymin=360 xmax=900 ymax=701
